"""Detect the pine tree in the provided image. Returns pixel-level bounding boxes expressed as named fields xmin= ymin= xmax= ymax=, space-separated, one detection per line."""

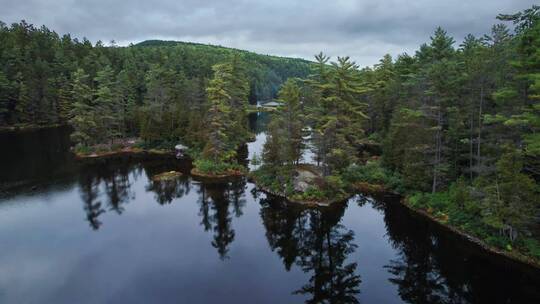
xmin=310 ymin=54 xmax=370 ymax=175
xmin=14 ymin=73 xmax=32 ymax=124
xmin=0 ymin=71 xmax=11 ymax=125
xmin=55 ymin=74 xmax=73 ymax=124
xmin=480 ymin=149 xmax=538 ymax=242
xmin=115 ymin=69 xmax=137 ymax=137
xmin=277 ymin=79 xmax=304 ymax=165
xmin=262 ymin=119 xmax=285 ymax=169
xmin=69 ymin=68 xmax=95 ymax=147
xmin=202 ymin=64 xmax=233 ymax=162
xmin=94 ymin=65 xmax=118 ymax=144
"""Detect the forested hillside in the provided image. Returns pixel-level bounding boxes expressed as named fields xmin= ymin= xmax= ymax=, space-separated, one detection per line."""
xmin=0 ymin=21 xmax=311 ymax=131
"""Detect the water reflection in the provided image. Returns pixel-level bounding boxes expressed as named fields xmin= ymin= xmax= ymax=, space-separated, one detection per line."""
xmin=197 ymin=179 xmax=247 ymax=259
xmin=143 ymin=162 xmax=191 ymax=205
xmin=1 ymin=119 xmax=539 ymax=303
xmin=78 ymin=162 xmax=136 ymax=229
xmin=260 ymin=196 xmax=361 ymax=303
xmin=381 ymin=195 xmax=540 ymax=304
xmin=0 ymin=126 xmax=76 ymax=191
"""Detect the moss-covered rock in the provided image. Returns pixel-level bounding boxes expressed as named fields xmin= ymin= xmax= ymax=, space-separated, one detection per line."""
xmin=151 ymin=171 xmax=183 ymax=182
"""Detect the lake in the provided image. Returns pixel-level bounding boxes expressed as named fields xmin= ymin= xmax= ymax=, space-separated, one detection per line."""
xmin=0 ymin=113 xmax=538 ymax=303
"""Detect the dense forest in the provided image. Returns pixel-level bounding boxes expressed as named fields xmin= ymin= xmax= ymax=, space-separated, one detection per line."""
xmin=1 ymin=5 xmax=539 ymax=262
xmin=0 ymin=21 xmax=311 ymax=147
xmin=255 ymin=6 xmax=540 ymax=260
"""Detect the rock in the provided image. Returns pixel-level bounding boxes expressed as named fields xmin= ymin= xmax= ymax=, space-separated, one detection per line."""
xmin=152 ymin=171 xmax=182 ymax=182
xmin=293 ymin=168 xmax=319 ymax=192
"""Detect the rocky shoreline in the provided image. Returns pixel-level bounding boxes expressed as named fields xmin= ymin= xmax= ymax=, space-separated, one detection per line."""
xmin=255 ymin=184 xmax=351 ymax=207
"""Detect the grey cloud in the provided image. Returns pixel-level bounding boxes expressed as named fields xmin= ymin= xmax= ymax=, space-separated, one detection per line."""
xmin=0 ymin=0 xmax=537 ymax=67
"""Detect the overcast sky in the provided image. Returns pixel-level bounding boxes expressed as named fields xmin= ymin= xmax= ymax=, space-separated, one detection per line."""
xmin=1 ymin=0 xmax=537 ymax=67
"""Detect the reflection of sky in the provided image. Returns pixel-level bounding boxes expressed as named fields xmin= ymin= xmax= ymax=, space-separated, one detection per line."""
xmin=246 ymin=112 xmax=317 ymax=170
xmin=1 ymin=113 xmax=536 ymax=303
xmin=0 ymin=169 xmax=405 ymax=303
xmin=247 ymin=132 xmax=266 ymax=171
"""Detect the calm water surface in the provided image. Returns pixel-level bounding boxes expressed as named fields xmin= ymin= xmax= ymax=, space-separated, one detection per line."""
xmin=0 ymin=114 xmax=539 ymax=303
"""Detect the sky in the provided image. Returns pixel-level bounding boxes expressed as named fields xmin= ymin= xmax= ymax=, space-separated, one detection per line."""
xmin=0 ymin=0 xmax=537 ymax=67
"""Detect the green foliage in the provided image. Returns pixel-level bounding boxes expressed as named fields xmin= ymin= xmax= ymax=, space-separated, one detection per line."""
xmin=523 ymin=238 xmax=540 ymax=259
xmin=0 ymin=20 xmax=311 ymax=140
xmin=193 ymin=158 xmax=242 ymax=175
xmin=479 ymin=150 xmax=539 ymax=242
xmin=295 ymin=186 xmax=326 ymax=201
xmin=309 ymin=54 xmax=370 ymax=175
xmin=342 ymin=161 xmax=403 ymax=192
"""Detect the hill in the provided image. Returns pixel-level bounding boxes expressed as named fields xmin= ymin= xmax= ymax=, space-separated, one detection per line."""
xmin=132 ymin=39 xmax=313 ymax=102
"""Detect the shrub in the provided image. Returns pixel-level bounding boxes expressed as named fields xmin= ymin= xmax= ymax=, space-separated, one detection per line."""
xmin=74 ymin=144 xmax=92 ymax=154
xmin=300 ymin=186 xmax=325 ymax=201
xmin=342 ymin=161 xmax=403 ymax=192
xmin=194 ymin=158 xmax=242 ymax=175
xmin=407 ymin=192 xmax=428 ymax=209
xmin=523 ymin=238 xmax=540 ymax=259
xmin=111 ymin=143 xmax=123 ymax=151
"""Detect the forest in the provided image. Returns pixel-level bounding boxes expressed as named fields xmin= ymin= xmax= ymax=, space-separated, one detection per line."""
xmin=254 ymin=6 xmax=540 ymax=262
xmin=0 ymin=22 xmax=311 ymax=144
xmin=1 ymin=5 xmax=539 ymax=263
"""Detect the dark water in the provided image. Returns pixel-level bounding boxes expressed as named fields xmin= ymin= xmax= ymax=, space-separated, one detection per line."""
xmin=0 ymin=115 xmax=539 ymax=304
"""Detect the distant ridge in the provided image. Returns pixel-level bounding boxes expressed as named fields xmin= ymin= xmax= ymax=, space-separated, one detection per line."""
xmin=133 ymin=39 xmax=312 ymax=63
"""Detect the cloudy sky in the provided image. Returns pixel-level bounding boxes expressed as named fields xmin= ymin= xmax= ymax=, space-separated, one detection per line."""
xmin=1 ymin=0 xmax=537 ymax=67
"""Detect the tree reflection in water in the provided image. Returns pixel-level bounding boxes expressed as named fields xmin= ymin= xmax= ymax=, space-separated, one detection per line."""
xmin=77 ymin=160 xmax=193 ymax=230
xmin=143 ymin=162 xmax=191 ymax=205
xmin=259 ymin=195 xmax=361 ymax=303
xmin=196 ymin=178 xmax=247 ymax=259
xmin=381 ymin=194 xmax=540 ymax=304
xmin=78 ymin=162 xmax=135 ymax=230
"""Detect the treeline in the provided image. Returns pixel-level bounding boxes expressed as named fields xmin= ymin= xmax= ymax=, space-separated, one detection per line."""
xmin=0 ymin=20 xmax=311 ymax=146
xmin=259 ymin=6 xmax=539 ymax=255
xmin=368 ymin=7 xmax=540 ymax=244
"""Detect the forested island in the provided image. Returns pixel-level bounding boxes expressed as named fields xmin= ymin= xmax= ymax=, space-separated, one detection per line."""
xmin=1 ymin=5 xmax=539 ymax=268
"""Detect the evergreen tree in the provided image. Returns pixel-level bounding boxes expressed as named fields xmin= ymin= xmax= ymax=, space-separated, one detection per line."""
xmin=310 ymin=55 xmax=370 ymax=175
xmin=94 ymin=65 xmax=118 ymax=144
xmin=480 ymin=149 xmax=538 ymax=242
xmin=69 ymin=68 xmax=95 ymax=146
xmin=277 ymin=79 xmax=304 ymax=165
xmin=202 ymin=64 xmax=233 ymax=162
xmin=0 ymin=71 xmax=10 ymax=125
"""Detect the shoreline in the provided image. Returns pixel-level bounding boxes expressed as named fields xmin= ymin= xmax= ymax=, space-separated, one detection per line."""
xmin=71 ymin=148 xmax=540 ymax=269
xmin=354 ymin=182 xmax=540 ymax=270
xmin=399 ymin=197 xmax=540 ymax=271
xmin=250 ymin=174 xmax=351 ymax=207
xmin=74 ymin=147 xmax=176 ymax=162
xmin=190 ymin=167 xmax=245 ymax=180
